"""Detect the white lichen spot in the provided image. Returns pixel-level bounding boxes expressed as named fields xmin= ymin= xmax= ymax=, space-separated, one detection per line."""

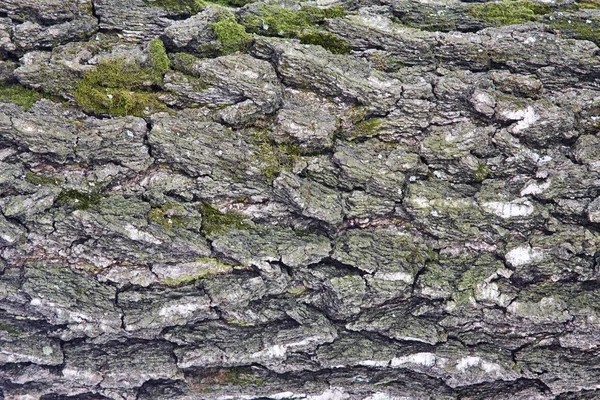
xmin=411 ymin=197 xmax=430 ymax=208
xmin=505 ymin=245 xmax=543 ymax=267
xmin=512 ymin=106 xmax=539 ymax=133
xmin=270 ymin=392 xmax=306 ymax=400
xmin=30 ymin=298 xmax=42 ymax=306
xmin=250 ymin=344 xmax=287 ymax=360
xmin=482 ymin=201 xmax=534 ymax=218
xmin=158 ymin=302 xmax=202 ymax=318
xmin=242 ymin=70 xmax=259 ymax=80
xmin=391 ymin=352 xmax=438 ymax=368
xmin=364 ymin=393 xmax=396 ymax=400
xmin=359 ymin=360 xmax=389 ymax=367
xmin=307 ymin=388 xmax=349 ymax=400
xmin=520 ymin=180 xmax=551 ymax=196
xmin=374 ymin=271 xmax=413 ymax=283
xmin=456 ymin=356 xmax=481 ymax=371
xmin=123 ymin=223 xmax=162 ymax=245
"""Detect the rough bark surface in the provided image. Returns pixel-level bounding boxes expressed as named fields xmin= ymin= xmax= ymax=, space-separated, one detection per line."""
xmin=0 ymin=0 xmax=600 ymax=398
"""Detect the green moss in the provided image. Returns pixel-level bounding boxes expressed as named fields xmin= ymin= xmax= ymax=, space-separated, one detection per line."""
xmin=170 ymin=52 xmax=201 ymax=71
xmin=226 ymin=318 xmax=256 ymax=326
xmin=287 ymin=286 xmax=308 ymax=295
xmin=453 ymin=267 xmax=492 ymax=305
xmin=241 ymin=5 xmax=346 ymax=38
xmin=202 ymin=367 xmax=265 ymax=386
xmin=74 ymin=86 xmax=166 ymax=117
xmin=223 ymin=368 xmax=265 ymax=386
xmin=148 ymin=39 xmax=170 ymax=76
xmin=199 ymin=202 xmax=250 ymax=237
xmin=298 ymin=30 xmax=351 ymax=54
xmin=305 ymin=5 xmax=346 ymax=19
xmin=25 ymin=172 xmax=62 ymax=186
xmin=254 ymin=132 xmax=302 ymax=183
xmin=369 ymin=52 xmax=405 ymax=72
xmin=0 ymin=83 xmax=44 ymax=110
xmin=208 ymin=0 xmax=256 ymax=7
xmin=144 ymin=0 xmax=205 ymax=14
xmin=148 ymin=203 xmax=187 ymax=230
xmin=161 ymin=257 xmax=233 ymax=285
xmin=549 ymin=17 xmax=600 ymax=45
xmin=210 ymin=15 xmax=251 ymax=54
xmin=474 ymin=161 xmax=490 ymax=182
xmin=578 ymin=0 xmax=600 ymax=8
xmin=469 ymin=0 xmax=550 ymax=26
xmin=74 ymin=58 xmax=168 ymax=117
xmin=56 ymin=189 xmax=102 ymax=210
xmin=0 ymin=322 xmax=21 ymax=336
xmin=350 ymin=118 xmax=384 ymax=138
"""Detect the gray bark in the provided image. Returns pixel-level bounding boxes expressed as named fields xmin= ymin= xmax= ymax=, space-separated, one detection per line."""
xmin=1 ymin=0 xmax=600 ymax=398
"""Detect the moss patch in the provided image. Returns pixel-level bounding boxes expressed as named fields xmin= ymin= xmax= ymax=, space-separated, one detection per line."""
xmin=210 ymin=15 xmax=251 ymax=54
xmin=350 ymin=118 xmax=384 ymax=138
xmin=299 ymin=30 xmax=351 ymax=54
xmin=469 ymin=0 xmax=550 ymax=26
xmin=148 ymin=203 xmax=187 ymax=230
xmin=474 ymin=161 xmax=490 ymax=182
xmin=0 ymin=322 xmax=21 ymax=336
xmin=144 ymin=0 xmax=205 ymax=14
xmin=56 ymin=189 xmax=102 ymax=210
xmin=241 ymin=5 xmax=346 ymax=39
xmin=578 ymin=0 xmax=600 ymax=9
xmin=209 ymin=0 xmax=256 ymax=7
xmin=251 ymin=132 xmax=302 ymax=183
xmin=549 ymin=17 xmax=600 ymax=45
xmin=25 ymin=172 xmax=62 ymax=186
xmin=148 ymin=39 xmax=171 ymax=76
xmin=0 ymin=83 xmax=44 ymax=110
xmin=199 ymin=202 xmax=250 ymax=237
xmin=74 ymin=57 xmax=168 ymax=117
xmin=200 ymin=367 xmax=265 ymax=386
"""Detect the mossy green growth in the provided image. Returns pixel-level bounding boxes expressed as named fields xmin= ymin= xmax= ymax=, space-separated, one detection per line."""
xmin=210 ymin=15 xmax=251 ymax=54
xmin=199 ymin=202 xmax=250 ymax=237
xmin=148 ymin=39 xmax=170 ymax=76
xmin=299 ymin=30 xmax=351 ymax=54
xmin=0 ymin=322 xmax=21 ymax=336
xmin=144 ymin=0 xmax=205 ymax=14
xmin=254 ymin=140 xmax=302 ymax=183
xmin=203 ymin=367 xmax=265 ymax=386
xmin=549 ymin=17 xmax=600 ymax=45
xmin=241 ymin=5 xmax=346 ymax=38
xmin=170 ymin=52 xmax=201 ymax=71
xmin=25 ymin=172 xmax=62 ymax=186
xmin=148 ymin=203 xmax=187 ymax=230
xmin=287 ymin=286 xmax=308 ymax=295
xmin=350 ymin=118 xmax=384 ymax=138
xmin=469 ymin=0 xmax=550 ymax=26
xmin=474 ymin=161 xmax=490 ymax=182
xmin=208 ymin=0 xmax=256 ymax=7
xmin=0 ymin=83 xmax=43 ymax=110
xmin=74 ymin=58 xmax=168 ymax=117
xmin=577 ymin=0 xmax=600 ymax=8
xmin=56 ymin=189 xmax=102 ymax=210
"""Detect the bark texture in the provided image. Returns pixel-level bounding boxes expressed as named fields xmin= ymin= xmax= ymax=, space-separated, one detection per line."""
xmin=1 ymin=0 xmax=600 ymax=398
